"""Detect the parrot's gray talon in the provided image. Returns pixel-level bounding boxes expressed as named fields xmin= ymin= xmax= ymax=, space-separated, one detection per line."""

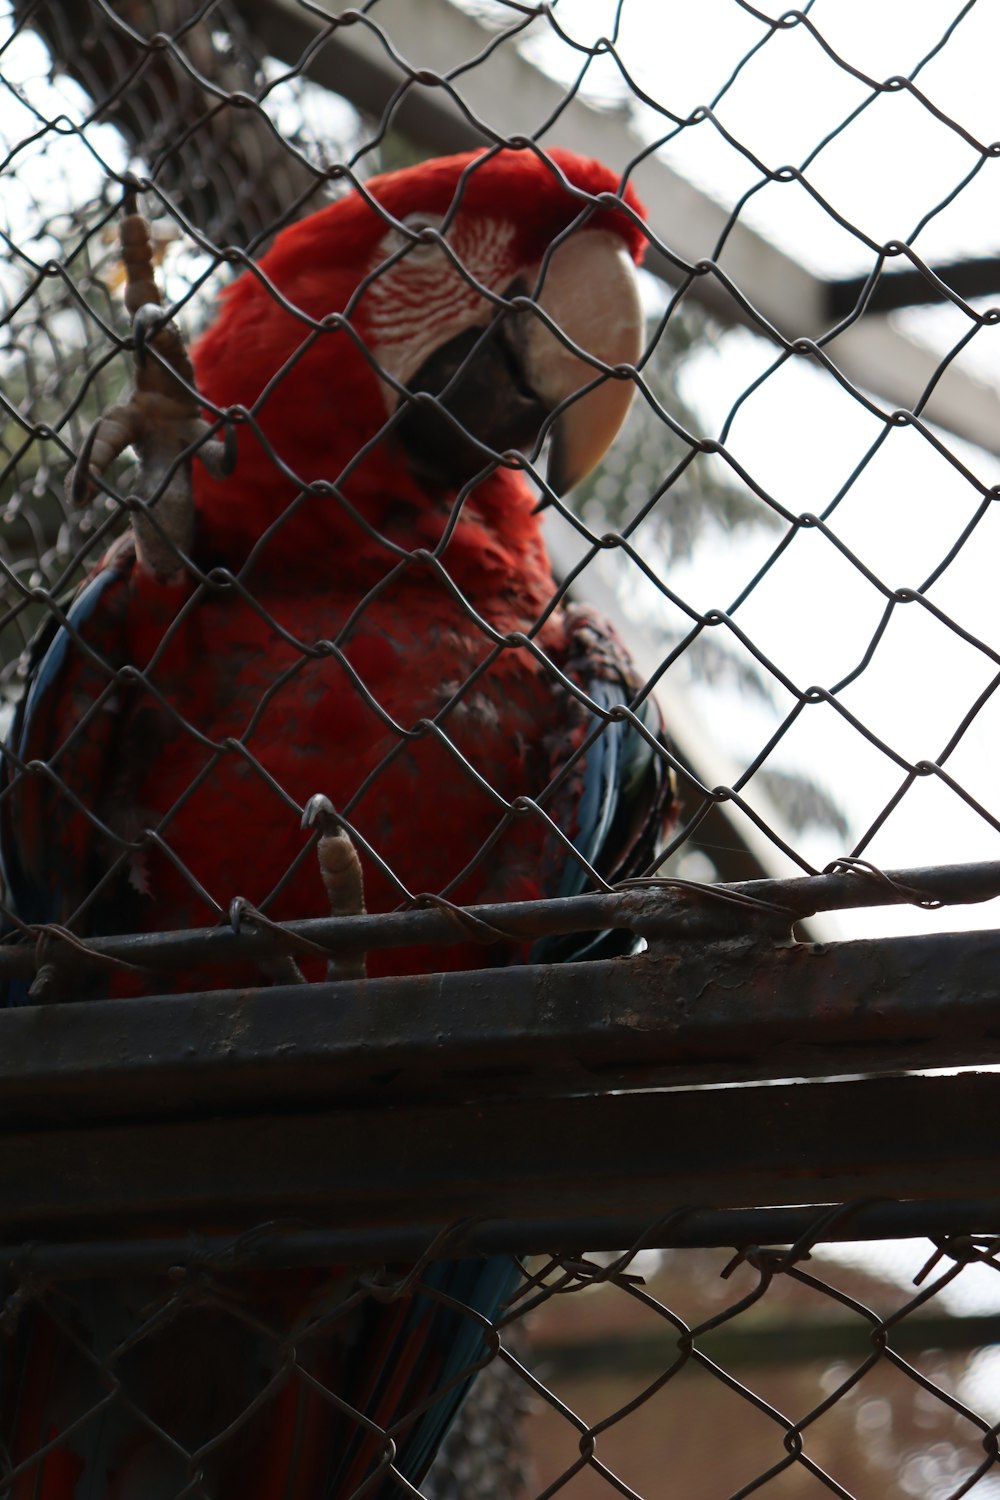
xmin=68 ymin=419 xmax=102 ymax=507
xmin=132 ymin=303 xmax=166 ymax=368
xmin=28 ymin=961 xmax=61 ymax=1002
xmin=302 ymin=793 xmax=337 ymax=832
xmin=261 ymin=956 xmax=307 ymax=986
xmin=120 ymin=172 xmax=141 ymax=215
xmin=219 ymin=422 xmax=238 ymax=477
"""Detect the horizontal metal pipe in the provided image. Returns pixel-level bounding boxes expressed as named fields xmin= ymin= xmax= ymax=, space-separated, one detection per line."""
xmin=6 ymin=926 xmax=1000 ymax=1116
xmin=3 ymin=1199 xmax=999 ymax=1278
xmin=2 ymin=857 xmax=1000 ymax=982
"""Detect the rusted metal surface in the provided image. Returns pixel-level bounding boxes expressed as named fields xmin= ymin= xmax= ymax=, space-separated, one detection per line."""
xmin=2 ymin=857 xmax=999 ymax=988
xmin=1 ymin=924 xmax=999 ymax=1120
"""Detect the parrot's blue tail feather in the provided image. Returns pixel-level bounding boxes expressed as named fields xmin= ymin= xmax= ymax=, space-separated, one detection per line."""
xmin=326 ymin=1254 xmax=523 ymax=1500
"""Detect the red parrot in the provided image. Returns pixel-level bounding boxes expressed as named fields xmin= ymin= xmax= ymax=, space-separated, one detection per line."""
xmin=1 ymin=148 xmax=675 ymax=1497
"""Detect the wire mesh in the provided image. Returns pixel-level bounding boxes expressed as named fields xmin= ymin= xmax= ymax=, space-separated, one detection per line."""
xmin=2 ymin=0 xmax=1000 ymax=984
xmin=3 ymin=1212 xmax=1000 ymax=1500
xmin=2 ymin=2 xmax=1000 ymax=1498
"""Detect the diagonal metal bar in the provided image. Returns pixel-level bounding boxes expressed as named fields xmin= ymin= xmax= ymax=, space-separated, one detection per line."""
xmin=533 ymin=1313 xmax=1000 ymax=1382
xmin=828 ymin=254 xmax=1000 ymax=318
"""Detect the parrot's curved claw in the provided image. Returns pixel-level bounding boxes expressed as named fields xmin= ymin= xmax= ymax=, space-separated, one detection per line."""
xmin=67 ymin=418 xmax=106 ymax=508
xmin=27 ymin=961 xmax=62 ymax=1003
xmin=219 ymin=421 xmax=238 ymax=478
xmin=65 ymin=403 xmax=138 ymax=510
xmin=302 ymin=792 xmax=337 ymax=833
xmin=229 ymin=894 xmax=307 ymax=986
xmin=185 ymin=419 xmax=237 ymax=482
xmin=131 ymin=302 xmax=167 ymax=368
xmin=120 ymin=171 xmax=142 ymax=214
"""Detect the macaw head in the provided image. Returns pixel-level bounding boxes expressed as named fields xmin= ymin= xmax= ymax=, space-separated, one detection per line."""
xmin=192 ymin=147 xmax=647 ymax=575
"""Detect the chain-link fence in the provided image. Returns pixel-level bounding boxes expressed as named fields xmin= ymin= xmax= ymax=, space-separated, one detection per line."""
xmin=4 ymin=1202 xmax=1000 ymax=1500
xmin=2 ymin=2 xmax=1000 ymax=1497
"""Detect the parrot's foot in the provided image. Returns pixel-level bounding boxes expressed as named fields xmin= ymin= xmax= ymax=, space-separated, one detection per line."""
xmin=229 ymin=895 xmax=308 ymax=987
xmin=302 ymin=795 xmax=368 ymax=981
xmin=66 ymin=180 xmax=235 ymax=583
xmin=27 ymin=960 xmax=62 ymax=1003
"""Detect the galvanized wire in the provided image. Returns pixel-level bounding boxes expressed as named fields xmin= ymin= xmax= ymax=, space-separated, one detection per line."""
xmin=3 ymin=4 xmax=1000 ymax=1499
xmin=3 ymin=1206 xmax=1000 ymax=1500
xmin=2 ymin=1 xmax=1000 ymax=989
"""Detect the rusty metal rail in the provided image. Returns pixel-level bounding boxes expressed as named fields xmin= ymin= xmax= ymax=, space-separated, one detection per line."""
xmin=4 ymin=1201 xmax=1000 ymax=1278
xmin=2 ymin=913 xmax=1000 ymax=1240
xmin=1 ymin=1065 xmax=999 ymax=1238
xmin=1 ymin=922 xmax=1000 ymax=1116
xmin=2 ymin=856 xmax=999 ymax=985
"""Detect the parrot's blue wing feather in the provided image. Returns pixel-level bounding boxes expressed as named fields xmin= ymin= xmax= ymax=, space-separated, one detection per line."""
xmin=1 ymin=559 xmax=134 ymax=1006
xmin=532 ymin=619 xmax=674 ymax=966
xmin=397 ymin=1257 xmax=522 ymax=1483
xmin=553 ymin=676 xmax=623 ymax=902
xmin=2 ymin=567 xmax=115 ymax=922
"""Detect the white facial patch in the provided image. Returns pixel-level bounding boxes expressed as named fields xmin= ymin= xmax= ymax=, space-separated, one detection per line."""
xmin=363 ymin=215 xmax=517 ymax=404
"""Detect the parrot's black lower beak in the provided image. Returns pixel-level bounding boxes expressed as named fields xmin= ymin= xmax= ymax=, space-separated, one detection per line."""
xmin=392 ymin=233 xmax=641 ymax=502
xmin=394 ymin=318 xmax=549 ymax=491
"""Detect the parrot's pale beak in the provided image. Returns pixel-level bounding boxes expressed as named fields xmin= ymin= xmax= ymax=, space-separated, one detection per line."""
xmin=393 ymin=226 xmax=644 ymax=494
xmin=516 ymin=228 xmax=644 ymax=495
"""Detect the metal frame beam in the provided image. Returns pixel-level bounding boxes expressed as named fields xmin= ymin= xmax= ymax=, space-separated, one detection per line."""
xmin=5 ymin=923 xmax=1000 ymax=1117
xmin=4 ymin=855 xmax=999 ymax=991
xmin=1 ymin=1069 xmax=999 ymax=1238
xmin=4 ymin=1200 xmax=1000 ymax=1274
xmin=3 ymin=925 xmax=1000 ymax=1237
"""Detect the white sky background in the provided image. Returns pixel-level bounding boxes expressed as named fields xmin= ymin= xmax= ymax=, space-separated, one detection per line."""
xmin=495 ymin=0 xmax=1000 ymax=942
xmin=4 ymin=2 xmax=1000 ymax=940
